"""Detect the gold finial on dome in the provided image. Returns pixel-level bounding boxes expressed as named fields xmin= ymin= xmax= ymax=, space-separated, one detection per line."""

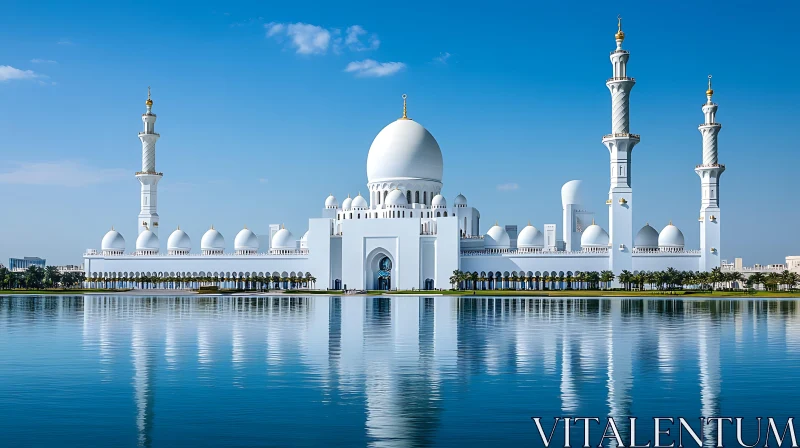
xmin=615 ymin=15 xmax=625 ymax=41
xmin=146 ymin=86 xmax=153 ymax=107
xmin=400 ymin=94 xmax=409 ymax=120
xmin=706 ymin=74 xmax=714 ymax=97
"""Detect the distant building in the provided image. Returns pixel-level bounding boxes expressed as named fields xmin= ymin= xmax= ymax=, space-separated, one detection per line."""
xmin=721 ymin=257 xmax=800 ymax=276
xmin=55 ymin=265 xmax=84 ymax=274
xmin=9 ymin=257 xmax=46 ymax=272
xmin=787 ymin=256 xmax=800 ymax=274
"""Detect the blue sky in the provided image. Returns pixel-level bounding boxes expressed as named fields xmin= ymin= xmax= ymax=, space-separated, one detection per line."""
xmin=1 ymin=0 xmax=798 ymax=266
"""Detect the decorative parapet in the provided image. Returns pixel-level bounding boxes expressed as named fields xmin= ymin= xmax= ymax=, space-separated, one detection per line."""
xmin=460 ymin=249 xmax=609 ymax=257
xmin=84 ymin=250 xmax=310 ymax=257
xmin=606 ymin=76 xmax=635 ymax=82
xmin=135 ymin=171 xmax=164 ymax=176
xmin=632 ymin=248 xmax=701 ymax=255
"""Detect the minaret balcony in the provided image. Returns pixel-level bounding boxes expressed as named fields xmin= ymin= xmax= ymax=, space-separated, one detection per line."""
xmin=135 ymin=171 xmax=164 ymax=176
xmin=698 ymin=122 xmax=721 ymax=127
xmin=610 ymin=50 xmax=629 ymax=55
xmin=694 ymin=164 xmax=725 ymax=169
xmin=606 ymin=76 xmax=635 ymax=82
xmin=602 ymin=133 xmax=640 ymax=140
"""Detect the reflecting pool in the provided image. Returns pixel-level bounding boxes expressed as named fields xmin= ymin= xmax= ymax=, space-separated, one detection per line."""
xmin=1 ymin=295 xmax=799 ymax=447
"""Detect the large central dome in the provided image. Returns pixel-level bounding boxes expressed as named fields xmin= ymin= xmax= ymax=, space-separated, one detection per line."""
xmin=366 ymin=118 xmax=443 ymax=184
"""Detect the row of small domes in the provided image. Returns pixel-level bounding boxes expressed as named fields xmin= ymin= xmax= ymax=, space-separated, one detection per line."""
xmin=325 ymin=192 xmax=468 ymax=210
xmin=101 ymin=226 xmax=305 ymax=253
xmin=485 ymin=223 xmax=544 ymax=249
xmin=482 ymin=222 xmax=685 ymax=249
xmin=581 ymin=222 xmax=685 ymax=248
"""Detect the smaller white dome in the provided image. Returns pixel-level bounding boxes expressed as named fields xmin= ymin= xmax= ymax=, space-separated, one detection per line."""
xmin=561 ymin=180 xmax=583 ymax=208
xmin=581 ymin=223 xmax=609 ymax=248
xmin=271 ymin=227 xmax=295 ymax=250
xmin=658 ymin=223 xmax=685 ymax=249
xmin=136 ymin=229 xmax=159 ymax=253
xmin=342 ymin=195 xmax=353 ymax=211
xmin=484 ymin=224 xmax=510 ymax=249
xmin=634 ymin=224 xmax=659 ymax=249
xmin=454 ymin=193 xmax=467 ymax=207
xmin=101 ymin=228 xmax=126 ymax=253
xmin=517 ymin=223 xmax=544 ymax=248
xmin=385 ymin=189 xmax=408 ymax=208
xmin=325 ymin=194 xmax=338 ymax=209
xmin=431 ymin=194 xmax=447 ymax=208
xmin=352 ymin=193 xmax=368 ymax=209
xmin=234 ymin=227 xmax=259 ymax=252
xmin=201 ymin=227 xmax=225 ymax=252
xmin=300 ymin=230 xmax=309 ymax=249
xmin=167 ymin=227 xmax=191 ymax=253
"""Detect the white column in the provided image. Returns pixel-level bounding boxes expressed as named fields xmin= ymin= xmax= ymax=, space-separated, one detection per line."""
xmin=136 ymin=88 xmax=163 ymax=236
xmin=602 ymin=18 xmax=638 ymax=276
xmin=696 ymin=76 xmax=724 ymax=271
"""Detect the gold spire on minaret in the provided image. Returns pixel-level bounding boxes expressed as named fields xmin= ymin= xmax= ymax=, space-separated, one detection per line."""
xmin=146 ymin=86 xmax=153 ymax=107
xmin=615 ymin=15 xmax=625 ymax=41
xmin=706 ymin=75 xmax=714 ymax=97
xmin=400 ymin=94 xmax=409 ymax=120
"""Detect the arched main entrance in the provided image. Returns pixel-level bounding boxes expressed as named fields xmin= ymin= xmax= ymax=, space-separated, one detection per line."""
xmin=365 ymin=248 xmax=395 ymax=291
xmin=377 ymin=257 xmax=392 ymax=290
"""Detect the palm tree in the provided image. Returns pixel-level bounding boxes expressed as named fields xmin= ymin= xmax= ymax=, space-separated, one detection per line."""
xmin=600 ymin=270 xmax=615 ymax=290
xmin=617 ymin=270 xmax=631 ymax=291
xmin=748 ymin=272 xmax=765 ymax=291
xmin=765 ymin=272 xmax=780 ymax=291
xmin=450 ymin=270 xmax=461 ymax=290
xmin=510 ymin=272 xmax=519 ymax=290
xmin=43 ymin=266 xmax=62 ymax=288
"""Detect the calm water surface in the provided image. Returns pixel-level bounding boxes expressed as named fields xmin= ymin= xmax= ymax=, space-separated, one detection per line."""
xmin=1 ymin=295 xmax=799 ymax=447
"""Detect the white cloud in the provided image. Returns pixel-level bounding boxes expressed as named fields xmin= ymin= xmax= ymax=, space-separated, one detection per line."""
xmin=57 ymin=39 xmax=73 ymax=45
xmin=259 ymin=178 xmax=268 ymax=184
xmin=345 ymin=25 xmax=380 ymax=51
xmin=496 ymin=183 xmax=519 ymax=191
xmin=265 ymin=22 xmax=381 ymax=55
xmin=345 ymin=59 xmax=406 ymax=77
xmin=434 ymin=52 xmax=451 ymax=64
xmin=265 ymin=22 xmax=331 ymax=55
xmin=0 ymin=161 xmax=127 ymax=186
xmin=0 ymin=65 xmax=40 ymax=82
xmin=30 ymin=59 xmax=57 ymax=64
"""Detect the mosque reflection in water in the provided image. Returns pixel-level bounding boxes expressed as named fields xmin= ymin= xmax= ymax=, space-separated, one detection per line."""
xmin=3 ymin=295 xmax=800 ymax=447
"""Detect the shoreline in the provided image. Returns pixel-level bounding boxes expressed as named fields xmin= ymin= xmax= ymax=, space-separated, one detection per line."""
xmin=1 ymin=289 xmax=798 ymax=299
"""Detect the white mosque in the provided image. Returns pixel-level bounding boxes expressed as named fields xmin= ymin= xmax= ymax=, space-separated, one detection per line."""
xmin=83 ymin=18 xmax=725 ymax=290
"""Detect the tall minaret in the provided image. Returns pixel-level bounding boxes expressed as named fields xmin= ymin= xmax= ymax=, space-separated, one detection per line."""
xmin=602 ymin=16 xmax=638 ymax=274
xmin=696 ymin=76 xmax=724 ymax=271
xmin=136 ymin=87 xmax=162 ymax=236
